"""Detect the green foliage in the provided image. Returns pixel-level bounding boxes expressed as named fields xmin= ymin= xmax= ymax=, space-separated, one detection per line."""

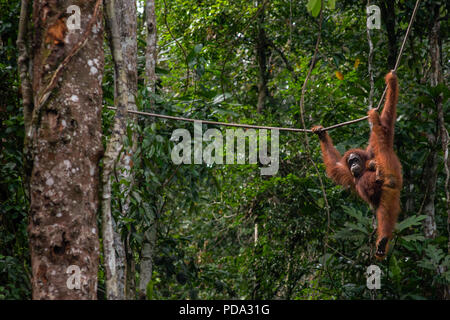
xmin=418 ymin=245 xmax=450 ymax=286
xmin=0 ymin=0 xmax=30 ymax=299
xmin=113 ymin=0 xmax=448 ymax=300
xmin=1 ymin=0 xmax=449 ymax=300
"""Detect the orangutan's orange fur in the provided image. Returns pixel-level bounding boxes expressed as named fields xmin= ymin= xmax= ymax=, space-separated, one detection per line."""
xmin=312 ymin=71 xmax=402 ymax=260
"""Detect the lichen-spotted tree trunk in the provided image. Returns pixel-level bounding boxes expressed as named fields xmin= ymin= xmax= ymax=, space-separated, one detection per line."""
xmin=114 ymin=0 xmax=138 ymax=300
xmin=23 ymin=0 xmax=104 ymax=299
xmin=138 ymin=0 xmax=158 ymax=300
xmin=101 ymin=0 xmax=133 ymax=300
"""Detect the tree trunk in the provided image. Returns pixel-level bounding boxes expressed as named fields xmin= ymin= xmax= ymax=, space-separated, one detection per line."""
xmin=145 ymin=0 xmax=157 ymax=100
xmin=421 ymin=4 xmax=447 ymax=240
xmin=422 ymin=144 xmax=438 ymax=239
xmin=256 ymin=1 xmax=268 ymax=113
xmin=112 ymin=217 xmax=126 ymax=299
xmin=113 ymin=0 xmax=138 ymax=300
xmin=138 ymin=0 xmax=158 ymax=300
xmin=102 ymin=0 xmax=129 ymax=300
xmin=380 ymin=0 xmax=397 ymax=69
xmin=139 ymin=226 xmax=157 ymax=299
xmin=25 ymin=0 xmax=104 ymax=299
xmin=429 ymin=3 xmax=450 ymax=299
xmin=430 ymin=4 xmax=449 ymax=249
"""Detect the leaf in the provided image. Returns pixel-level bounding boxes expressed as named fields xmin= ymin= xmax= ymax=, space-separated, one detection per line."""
xmin=212 ymin=93 xmax=232 ymax=105
xmin=343 ymin=206 xmax=369 ymax=225
xmin=317 ymin=197 xmax=325 ymax=208
xmin=401 ymin=294 xmax=427 ymax=300
xmin=418 ymin=244 xmax=445 ymax=271
xmin=346 ymin=222 xmax=368 ymax=234
xmin=194 ymin=44 xmax=203 ymax=53
xmin=319 ymin=253 xmax=333 ymax=265
xmin=389 ymin=255 xmax=401 ymax=283
xmin=131 ymin=191 xmax=142 ymax=203
xmin=332 ymin=55 xmax=340 ymax=68
xmin=425 ymin=244 xmax=444 ymax=264
xmin=146 ymin=279 xmax=154 ymax=300
xmin=401 ymin=234 xmax=425 ymax=242
xmin=327 ymin=0 xmax=336 ymax=10
xmin=312 ymin=0 xmax=322 ymax=17
xmin=155 ymin=66 xmax=170 ymax=75
xmin=307 ymin=0 xmax=322 ymax=17
xmin=335 ymin=71 xmax=344 ymax=80
xmin=396 ymin=215 xmax=426 ymax=232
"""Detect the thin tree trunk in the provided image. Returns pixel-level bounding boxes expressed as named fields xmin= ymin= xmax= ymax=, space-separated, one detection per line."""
xmin=113 ymin=0 xmax=138 ymax=300
xmin=430 ymin=4 xmax=449 ymax=249
xmin=112 ymin=217 xmax=126 ymax=299
xmin=256 ymin=1 xmax=268 ymax=113
xmin=139 ymin=225 xmax=157 ymax=299
xmin=17 ymin=0 xmax=33 ymax=199
xmin=125 ymin=233 xmax=137 ymax=299
xmin=138 ymin=0 xmax=158 ymax=300
xmin=429 ymin=3 xmax=450 ymax=299
xmin=421 ymin=4 xmax=447 ymax=240
xmin=102 ymin=0 xmax=129 ymax=300
xmin=17 ymin=0 xmax=32 ymax=136
xmin=145 ymin=0 xmax=157 ymax=99
xmin=422 ymin=144 xmax=438 ymax=239
xmin=404 ymin=178 xmax=415 ymax=213
xmin=25 ymin=0 xmax=104 ymax=299
xmin=380 ymin=0 xmax=397 ymax=69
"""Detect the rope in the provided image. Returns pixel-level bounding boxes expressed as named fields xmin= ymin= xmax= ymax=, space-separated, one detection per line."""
xmin=321 ymin=0 xmax=420 ymax=131
xmin=373 ymin=0 xmax=421 ymax=111
xmin=106 ymin=106 xmax=311 ymax=132
xmin=108 ymin=0 xmax=420 ymax=134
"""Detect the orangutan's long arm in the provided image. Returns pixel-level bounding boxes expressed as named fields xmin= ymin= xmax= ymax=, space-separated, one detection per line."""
xmin=367 ymin=71 xmax=403 ymax=260
xmin=312 ymin=126 xmax=355 ymax=189
xmin=379 ymin=71 xmax=398 ymax=145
